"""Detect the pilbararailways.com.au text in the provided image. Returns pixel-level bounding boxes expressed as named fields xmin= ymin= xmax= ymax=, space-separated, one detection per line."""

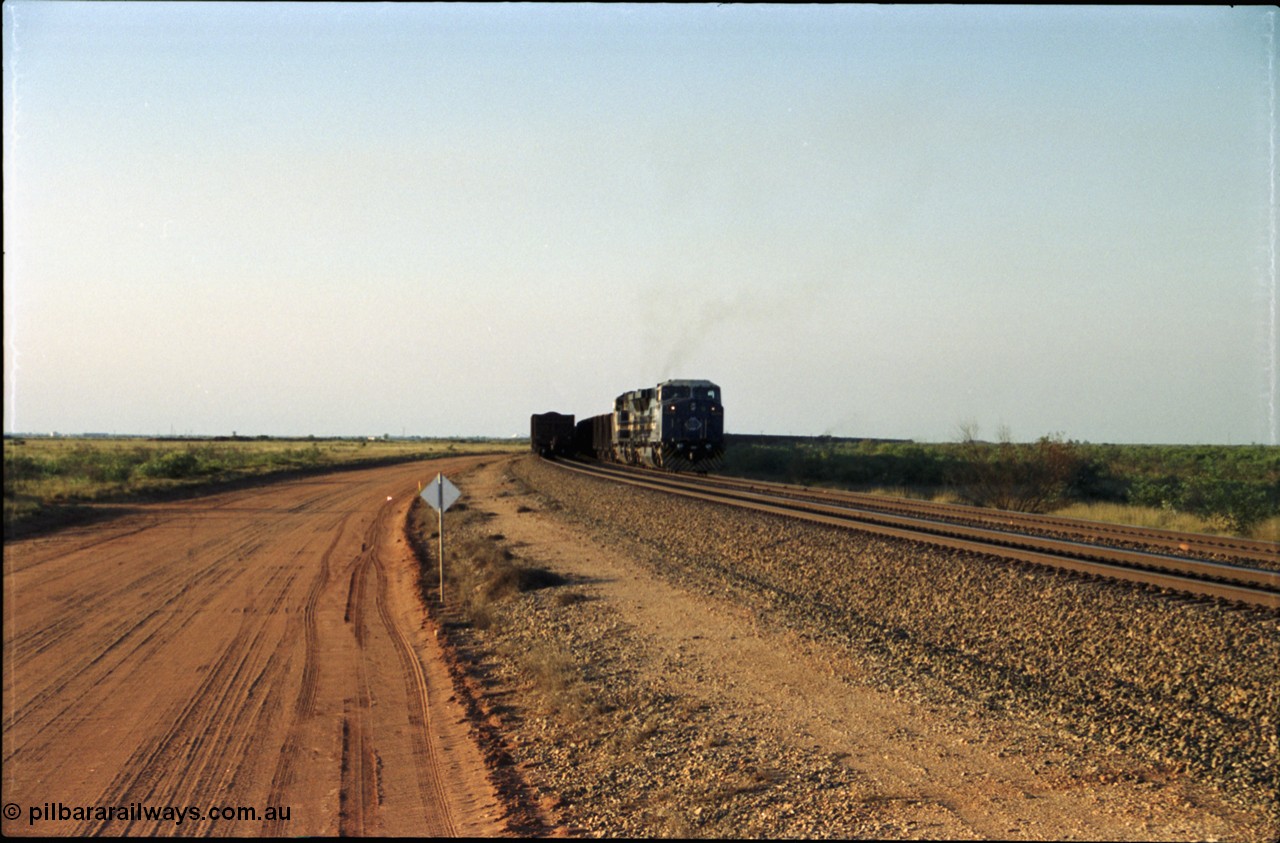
xmin=11 ymin=801 xmax=291 ymax=826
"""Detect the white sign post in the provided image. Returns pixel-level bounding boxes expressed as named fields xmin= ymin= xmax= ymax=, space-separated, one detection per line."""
xmin=420 ymin=473 xmax=461 ymax=605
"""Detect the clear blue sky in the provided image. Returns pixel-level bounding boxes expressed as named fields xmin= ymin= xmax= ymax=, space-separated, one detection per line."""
xmin=4 ymin=3 xmax=1277 ymax=443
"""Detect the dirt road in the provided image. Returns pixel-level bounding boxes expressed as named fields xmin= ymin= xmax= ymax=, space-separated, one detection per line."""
xmin=2 ymin=458 xmax=504 ymax=837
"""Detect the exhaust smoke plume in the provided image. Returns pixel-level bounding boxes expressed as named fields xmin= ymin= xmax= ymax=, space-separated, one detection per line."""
xmin=641 ymin=279 xmax=829 ymax=381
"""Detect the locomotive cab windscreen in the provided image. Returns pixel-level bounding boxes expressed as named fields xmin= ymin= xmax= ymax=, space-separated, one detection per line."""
xmin=660 ymin=385 xmax=690 ymax=400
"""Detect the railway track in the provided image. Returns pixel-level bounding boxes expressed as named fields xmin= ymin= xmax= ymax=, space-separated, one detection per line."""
xmin=648 ymin=469 xmax=1279 ymax=566
xmin=579 ymin=460 xmax=1280 ymax=569
xmin=548 ymin=458 xmax=1280 ymax=611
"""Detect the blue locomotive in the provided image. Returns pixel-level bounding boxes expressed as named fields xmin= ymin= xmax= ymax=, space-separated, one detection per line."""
xmin=572 ymin=379 xmax=724 ymax=472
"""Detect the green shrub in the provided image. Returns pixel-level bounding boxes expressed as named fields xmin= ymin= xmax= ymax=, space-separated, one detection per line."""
xmin=1131 ymin=471 xmax=1276 ymax=533
xmin=950 ymin=433 xmax=1086 ymax=513
xmin=139 ymin=450 xmax=203 ymax=479
xmin=4 ymin=452 xmax=45 ymax=485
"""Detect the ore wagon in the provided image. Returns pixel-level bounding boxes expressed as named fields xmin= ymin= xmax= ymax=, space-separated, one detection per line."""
xmin=530 ymin=412 xmax=575 ymax=458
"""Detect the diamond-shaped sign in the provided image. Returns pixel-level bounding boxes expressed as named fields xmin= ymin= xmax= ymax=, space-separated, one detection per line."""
xmin=421 ymin=473 xmax=461 ymax=512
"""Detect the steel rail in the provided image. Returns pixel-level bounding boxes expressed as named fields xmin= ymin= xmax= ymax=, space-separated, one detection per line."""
xmin=754 ymin=482 xmax=1276 ymax=563
xmin=547 ymin=458 xmax=1280 ymax=610
xmin=838 ymin=496 xmax=1276 ymax=561
xmin=618 ymin=465 xmax=1279 ymax=565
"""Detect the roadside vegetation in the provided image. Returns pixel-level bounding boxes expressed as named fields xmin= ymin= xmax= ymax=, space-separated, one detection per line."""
xmin=3 ymin=435 xmax=524 ymax=538
xmin=406 ymin=495 xmax=589 ymax=719
xmin=720 ymin=430 xmax=1279 ymax=541
xmin=407 ymin=497 xmax=566 ymax=632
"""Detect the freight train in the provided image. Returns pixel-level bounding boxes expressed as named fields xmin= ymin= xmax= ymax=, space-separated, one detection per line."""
xmin=530 ymin=379 xmax=724 ymax=472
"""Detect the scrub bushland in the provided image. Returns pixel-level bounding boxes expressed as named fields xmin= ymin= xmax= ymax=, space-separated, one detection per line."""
xmin=720 ymin=433 xmax=1279 ymax=540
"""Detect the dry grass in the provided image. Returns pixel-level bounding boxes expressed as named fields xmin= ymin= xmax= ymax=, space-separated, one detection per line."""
xmin=4 ymin=436 xmax=524 ymax=536
xmin=511 ymin=639 xmax=600 ymax=719
xmin=862 ymin=486 xmax=964 ymax=504
xmin=1252 ymin=515 xmax=1279 ymax=543
xmin=1052 ymin=501 xmax=1280 ymax=541
xmin=443 ymin=536 xmax=567 ymax=630
xmin=858 ymin=488 xmax=1275 ymax=541
xmin=408 ymin=501 xmax=592 ymax=723
xmin=414 ymin=497 xmax=597 ymax=720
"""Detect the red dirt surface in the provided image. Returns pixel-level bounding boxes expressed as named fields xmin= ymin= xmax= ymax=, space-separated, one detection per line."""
xmin=2 ymin=458 xmax=505 ymax=837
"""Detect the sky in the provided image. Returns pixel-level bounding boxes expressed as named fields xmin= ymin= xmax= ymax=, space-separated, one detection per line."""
xmin=4 ymin=3 xmax=1277 ymax=444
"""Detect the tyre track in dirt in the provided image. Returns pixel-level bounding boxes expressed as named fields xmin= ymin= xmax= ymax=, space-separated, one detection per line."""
xmin=260 ymin=512 xmax=350 ymax=836
xmin=3 ymin=522 xmax=278 ymax=764
xmin=338 ymin=498 xmax=460 ymax=837
xmin=78 ymin=557 xmax=304 ymax=835
xmin=339 ymin=517 xmax=378 ymax=837
xmin=369 ymin=515 xmax=458 ymax=837
xmin=2 ymin=458 xmax=504 ymax=837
